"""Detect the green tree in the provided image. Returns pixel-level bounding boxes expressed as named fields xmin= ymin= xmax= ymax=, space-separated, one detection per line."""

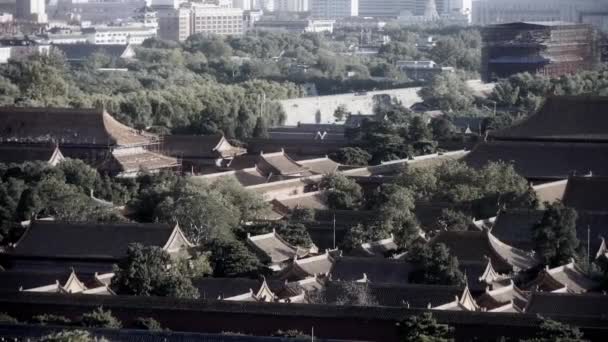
xmin=56 ymin=159 xmax=99 ymax=193
xmin=419 ymin=73 xmax=474 ymax=111
xmin=408 ymin=243 xmax=464 ymax=286
xmin=0 ymin=312 xmax=17 ymax=324
xmin=33 ymin=314 xmax=72 ymax=326
xmin=206 ymin=237 xmax=264 ymax=277
xmin=435 ymin=209 xmax=472 ymax=232
xmin=398 ymin=312 xmax=450 ymax=342
xmin=409 ymin=116 xmax=432 ymax=142
xmin=330 ymin=147 xmax=371 ymax=166
xmin=429 ymin=117 xmax=454 ymax=140
xmin=41 ymin=330 xmax=108 ymax=342
xmin=135 ymin=317 xmax=164 ymax=331
xmin=333 ymin=104 xmax=348 ymax=122
xmin=523 ymin=319 xmax=587 ymax=342
xmin=111 ymin=244 xmax=199 ymax=299
xmin=80 ymin=307 xmax=122 ymax=329
xmin=532 ymin=202 xmax=580 ymax=267
xmin=334 ymin=282 xmax=378 ymax=306
xmin=252 ymin=116 xmax=269 ymax=138
xmin=276 ymin=222 xmax=314 ymax=248
xmin=319 ymin=173 xmax=363 ymax=210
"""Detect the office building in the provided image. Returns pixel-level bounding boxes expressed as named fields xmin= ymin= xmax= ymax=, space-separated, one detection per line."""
xmin=16 ymin=0 xmax=47 ymax=23
xmin=191 ymin=4 xmax=244 ymax=36
xmin=481 ymin=22 xmax=595 ymax=82
xmin=311 ymin=0 xmax=357 ymax=19
xmin=275 ymin=0 xmax=309 ymax=12
xmin=157 ymin=6 xmax=191 ymax=41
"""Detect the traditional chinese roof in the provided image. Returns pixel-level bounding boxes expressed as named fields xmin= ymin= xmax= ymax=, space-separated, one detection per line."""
xmin=162 ymin=135 xmax=246 ymax=160
xmin=464 ymin=141 xmax=608 ymax=180
xmin=491 ymin=209 xmax=608 ymax=259
xmin=524 ymin=262 xmax=599 ymax=294
xmin=489 ymin=96 xmax=608 ymax=143
xmin=280 ymin=251 xmax=336 ymax=281
xmin=257 ymin=150 xmax=309 ymax=177
xmin=532 ymin=179 xmax=568 ymax=206
xmin=354 ymin=234 xmax=398 ymax=257
xmin=562 ymin=176 xmax=608 ymax=212
xmin=0 ymin=107 xmax=156 ymax=147
xmin=247 ymin=230 xmax=311 ymax=268
xmin=432 ymin=286 xmax=479 ymax=311
xmin=106 ymin=147 xmax=180 ymax=175
xmin=329 ymin=257 xmax=415 ymax=285
xmin=272 ymin=191 xmax=328 ymax=213
xmin=476 ymin=282 xmax=529 ymax=311
xmin=11 ymin=221 xmax=192 ymax=260
xmin=0 ymin=144 xmax=65 ymax=166
xmin=0 ymin=270 xmax=113 ymax=295
xmin=298 ymin=157 xmax=341 ymax=174
xmin=460 ymin=260 xmax=509 ymax=293
xmin=430 ymin=230 xmax=539 ymax=273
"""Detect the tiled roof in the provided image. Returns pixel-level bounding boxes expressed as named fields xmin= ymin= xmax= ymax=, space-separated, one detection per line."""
xmin=273 ymin=191 xmax=328 ymax=212
xmin=476 ymin=282 xmax=529 ymax=311
xmin=323 ymin=281 xmax=462 ymax=308
xmin=430 ymin=230 xmax=539 ymax=273
xmin=330 ymin=257 xmax=415 ymax=285
xmin=0 ymin=270 xmax=109 ymax=293
xmin=0 ymin=107 xmax=155 ymax=147
xmin=354 ymin=235 xmax=398 ymax=257
xmin=162 ymin=135 xmax=246 ymax=159
xmin=247 ymin=231 xmax=304 ymax=265
xmin=491 ymin=209 xmax=608 ymax=258
xmin=257 ymin=151 xmax=309 ymax=176
xmin=489 ymin=96 xmax=608 ymax=142
xmin=0 ymin=144 xmax=64 ymax=165
xmin=281 ymin=252 xmax=335 ymax=280
xmin=298 ymin=158 xmax=341 ymax=174
xmin=532 ymin=180 xmax=568 ymax=206
xmin=464 ymin=141 xmax=608 ymax=180
xmin=108 ymin=148 xmax=180 ymax=174
xmin=12 ymin=221 xmax=182 ymax=260
xmin=563 ymin=177 xmax=608 ymax=212
xmin=524 ymin=262 xmax=599 ymax=294
xmin=525 ymin=292 xmax=608 ymax=317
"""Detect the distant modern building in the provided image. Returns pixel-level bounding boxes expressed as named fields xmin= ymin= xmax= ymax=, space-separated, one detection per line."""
xmin=157 ymin=6 xmax=191 ymax=41
xmin=0 ymin=38 xmax=50 ymax=64
xmin=48 ymin=0 xmax=145 ymax=24
xmin=472 ymin=0 xmax=608 ymax=32
xmin=80 ymin=25 xmax=157 ymax=45
xmin=190 ymin=3 xmax=244 ymax=36
xmin=254 ymin=18 xmax=334 ymax=33
xmin=310 ymin=0 xmax=357 ymax=19
xmin=16 ymin=0 xmax=47 ymax=23
xmin=275 ymin=0 xmax=309 ymax=12
xmin=481 ymin=22 xmax=595 ymax=82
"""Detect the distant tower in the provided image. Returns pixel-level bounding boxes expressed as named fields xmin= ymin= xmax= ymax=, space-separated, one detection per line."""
xmin=424 ymin=0 xmax=439 ymax=19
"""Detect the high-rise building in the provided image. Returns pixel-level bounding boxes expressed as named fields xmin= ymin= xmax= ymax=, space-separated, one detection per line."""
xmin=311 ymin=0 xmax=358 ymax=19
xmin=275 ymin=0 xmax=309 ymax=12
xmin=157 ymin=6 xmax=191 ymax=41
xmin=16 ymin=0 xmax=47 ymax=23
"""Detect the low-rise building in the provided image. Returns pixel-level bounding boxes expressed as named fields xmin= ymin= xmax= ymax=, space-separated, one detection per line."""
xmin=254 ymin=18 xmax=335 ymax=33
xmin=396 ymin=60 xmax=454 ymax=81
